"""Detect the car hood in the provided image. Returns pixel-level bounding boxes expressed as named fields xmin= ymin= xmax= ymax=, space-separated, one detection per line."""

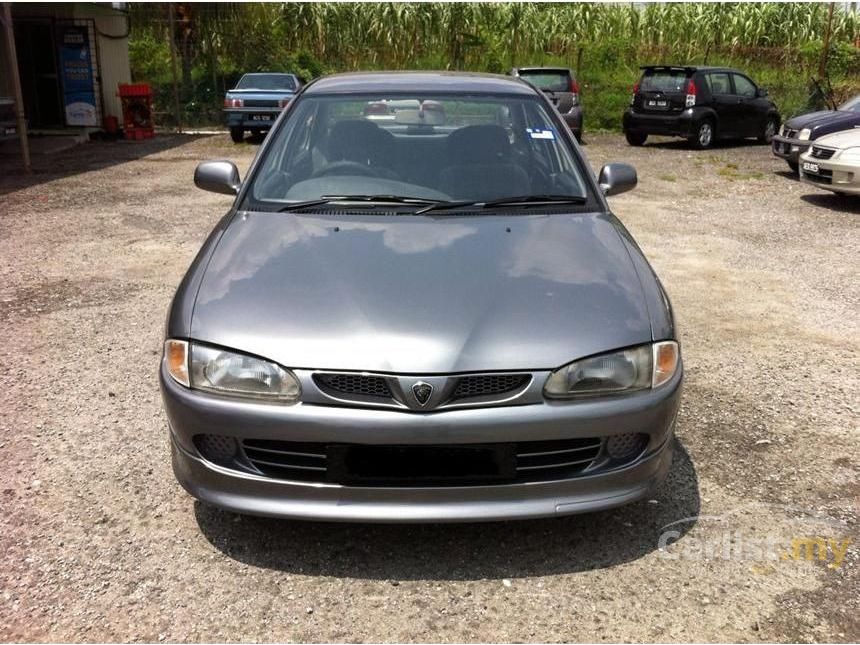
xmin=786 ymin=110 xmax=860 ymax=137
xmin=190 ymin=211 xmax=653 ymax=373
xmin=225 ymin=89 xmax=295 ymax=100
xmin=812 ymin=127 xmax=860 ymax=149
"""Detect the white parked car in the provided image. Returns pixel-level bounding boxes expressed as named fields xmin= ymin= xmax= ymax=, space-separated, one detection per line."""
xmin=798 ymin=128 xmax=860 ymax=196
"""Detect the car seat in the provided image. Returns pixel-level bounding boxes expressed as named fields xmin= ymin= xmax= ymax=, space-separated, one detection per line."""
xmin=438 ymin=125 xmax=531 ymax=200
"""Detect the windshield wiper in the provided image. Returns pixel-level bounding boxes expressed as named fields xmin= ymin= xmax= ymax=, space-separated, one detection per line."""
xmin=414 ymin=194 xmax=587 ymax=215
xmin=482 ymin=194 xmax=588 ymax=207
xmin=277 ymin=194 xmax=446 ymax=213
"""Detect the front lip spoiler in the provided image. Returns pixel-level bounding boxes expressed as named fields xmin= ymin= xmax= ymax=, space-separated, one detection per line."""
xmin=171 ymin=432 xmax=675 ymax=523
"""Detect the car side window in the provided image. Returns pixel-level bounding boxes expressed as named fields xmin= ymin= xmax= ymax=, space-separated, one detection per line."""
xmin=706 ymin=73 xmax=732 ymax=96
xmin=732 ymin=74 xmax=757 ymax=99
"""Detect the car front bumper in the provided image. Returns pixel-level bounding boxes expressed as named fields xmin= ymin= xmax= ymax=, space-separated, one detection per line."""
xmin=224 ymin=108 xmax=281 ymax=129
xmin=798 ymin=152 xmax=860 ymax=195
xmin=771 ymin=135 xmax=810 ymax=163
xmin=622 ymin=108 xmax=696 ymax=138
xmin=161 ymin=363 xmax=682 ymax=523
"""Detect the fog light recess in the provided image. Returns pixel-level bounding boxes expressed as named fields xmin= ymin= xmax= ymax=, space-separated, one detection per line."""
xmin=605 ymin=433 xmax=647 ymax=460
xmin=195 ymin=434 xmax=238 ymax=465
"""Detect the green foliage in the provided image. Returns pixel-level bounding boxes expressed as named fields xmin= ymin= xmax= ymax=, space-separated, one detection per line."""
xmin=130 ymin=2 xmax=860 ymax=130
xmin=128 ymin=33 xmax=172 ymax=84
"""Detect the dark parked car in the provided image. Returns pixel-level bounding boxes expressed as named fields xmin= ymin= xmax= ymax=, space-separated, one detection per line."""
xmin=510 ymin=67 xmax=583 ymax=141
xmin=623 ymin=65 xmax=780 ymax=149
xmin=223 ymin=73 xmax=301 ymax=143
xmin=0 ymin=97 xmax=16 ymax=140
xmin=163 ymin=71 xmax=682 ymax=523
xmin=771 ymin=94 xmax=860 ymax=172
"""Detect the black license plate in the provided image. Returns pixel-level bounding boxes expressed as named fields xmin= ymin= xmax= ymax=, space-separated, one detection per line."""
xmin=250 ymin=114 xmax=272 ymax=121
xmin=327 ymin=444 xmax=516 ymax=486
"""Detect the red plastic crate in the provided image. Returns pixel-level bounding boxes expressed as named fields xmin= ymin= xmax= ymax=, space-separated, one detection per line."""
xmin=118 ymin=83 xmax=152 ymax=98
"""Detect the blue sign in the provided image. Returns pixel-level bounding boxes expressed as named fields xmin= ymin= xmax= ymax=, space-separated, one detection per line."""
xmin=59 ymin=26 xmax=97 ymax=126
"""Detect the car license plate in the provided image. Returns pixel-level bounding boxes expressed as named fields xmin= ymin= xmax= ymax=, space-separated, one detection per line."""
xmin=802 ymin=161 xmax=819 ymax=173
xmin=647 ymin=99 xmax=668 ymax=108
xmin=250 ymin=114 xmax=271 ymax=121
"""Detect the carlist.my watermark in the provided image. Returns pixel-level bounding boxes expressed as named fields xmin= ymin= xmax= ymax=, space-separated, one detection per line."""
xmin=657 ymin=502 xmax=854 ymax=570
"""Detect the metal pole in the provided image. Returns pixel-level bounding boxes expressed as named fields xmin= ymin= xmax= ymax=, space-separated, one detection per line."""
xmin=167 ymin=2 xmax=182 ymax=132
xmin=2 ymin=2 xmax=30 ymax=172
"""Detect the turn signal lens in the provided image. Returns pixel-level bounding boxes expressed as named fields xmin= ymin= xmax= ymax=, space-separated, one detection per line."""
xmin=165 ymin=339 xmax=189 ymax=387
xmin=652 ymin=341 xmax=679 ymax=388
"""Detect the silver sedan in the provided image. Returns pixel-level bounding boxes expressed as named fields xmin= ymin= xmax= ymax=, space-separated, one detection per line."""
xmin=160 ymin=72 xmax=683 ymax=522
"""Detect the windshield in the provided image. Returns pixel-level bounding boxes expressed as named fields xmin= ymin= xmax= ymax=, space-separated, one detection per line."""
xmin=838 ymin=94 xmax=860 ymax=112
xmin=245 ymin=93 xmax=589 ymax=210
xmin=518 ymin=70 xmax=571 ymax=92
xmin=639 ymin=69 xmax=689 ymax=93
xmin=235 ymin=74 xmax=296 ymax=91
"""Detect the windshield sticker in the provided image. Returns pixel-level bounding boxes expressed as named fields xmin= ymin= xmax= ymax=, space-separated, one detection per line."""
xmin=527 ymin=128 xmax=555 ymax=140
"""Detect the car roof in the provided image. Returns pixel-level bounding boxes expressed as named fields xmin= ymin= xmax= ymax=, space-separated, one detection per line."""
xmin=514 ymin=67 xmax=572 ymax=73
xmin=640 ymin=65 xmax=739 ymax=73
xmin=304 ymin=71 xmax=536 ymax=96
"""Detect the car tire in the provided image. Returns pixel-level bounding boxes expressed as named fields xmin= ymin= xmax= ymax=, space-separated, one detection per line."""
xmin=759 ymin=117 xmax=778 ymax=144
xmin=625 ymin=131 xmax=647 ymax=146
xmin=788 ymin=161 xmax=799 ymax=173
xmin=689 ymin=120 xmax=715 ymax=149
xmin=229 ymin=127 xmax=244 ymax=143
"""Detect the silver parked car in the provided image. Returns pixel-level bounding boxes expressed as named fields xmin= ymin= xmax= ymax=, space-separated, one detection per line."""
xmin=161 ymin=72 xmax=683 ymax=523
xmin=510 ymin=67 xmax=584 ymax=142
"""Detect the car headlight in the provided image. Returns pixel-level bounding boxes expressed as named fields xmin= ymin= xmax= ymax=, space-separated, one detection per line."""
xmin=838 ymin=146 xmax=860 ymax=163
xmin=779 ymin=124 xmax=785 ymax=136
xmin=164 ymin=340 xmax=301 ymax=403
xmin=543 ymin=341 xmax=679 ymax=399
xmin=798 ymin=128 xmax=811 ymax=141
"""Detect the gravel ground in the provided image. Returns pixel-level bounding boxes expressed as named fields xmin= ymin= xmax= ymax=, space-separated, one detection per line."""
xmin=0 ymin=132 xmax=857 ymax=643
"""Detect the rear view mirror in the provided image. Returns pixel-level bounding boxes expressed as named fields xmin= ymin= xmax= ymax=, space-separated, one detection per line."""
xmin=757 ymin=87 xmax=769 ymax=98
xmin=194 ymin=160 xmax=241 ymax=195
xmin=598 ymin=163 xmax=637 ymax=196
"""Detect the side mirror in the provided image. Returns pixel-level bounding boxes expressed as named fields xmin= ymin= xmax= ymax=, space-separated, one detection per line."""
xmin=598 ymin=163 xmax=637 ymax=196
xmin=194 ymin=160 xmax=241 ymax=195
xmin=757 ymin=87 xmax=769 ymax=98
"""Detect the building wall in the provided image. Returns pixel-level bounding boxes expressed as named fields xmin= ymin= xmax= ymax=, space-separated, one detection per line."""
xmin=85 ymin=13 xmax=131 ymax=121
xmin=6 ymin=3 xmax=130 ymax=128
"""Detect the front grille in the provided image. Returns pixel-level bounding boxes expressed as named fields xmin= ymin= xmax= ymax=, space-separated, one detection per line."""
xmin=312 ymin=371 xmax=532 ymax=407
xmin=451 ymin=374 xmax=530 ymax=400
xmin=810 ymin=146 xmax=835 ymax=159
xmin=314 ymin=373 xmax=392 ymax=399
xmin=784 ymin=128 xmax=797 ymax=139
xmin=242 ymin=99 xmax=279 ymax=108
xmin=206 ymin=435 xmax=643 ymax=486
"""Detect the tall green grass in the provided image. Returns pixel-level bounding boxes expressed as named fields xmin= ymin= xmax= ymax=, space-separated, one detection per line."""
xmin=129 ymin=2 xmax=860 ymax=128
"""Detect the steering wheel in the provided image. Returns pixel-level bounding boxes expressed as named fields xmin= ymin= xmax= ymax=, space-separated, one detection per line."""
xmin=313 ymin=160 xmax=380 ymax=178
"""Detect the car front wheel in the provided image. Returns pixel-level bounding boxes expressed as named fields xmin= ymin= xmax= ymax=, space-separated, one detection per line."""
xmin=229 ymin=127 xmax=244 ymax=143
xmin=689 ymin=120 xmax=714 ymax=149
xmin=625 ymin=131 xmax=647 ymax=146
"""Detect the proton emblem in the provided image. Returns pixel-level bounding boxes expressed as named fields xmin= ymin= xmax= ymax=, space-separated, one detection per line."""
xmin=411 ymin=381 xmax=433 ymax=406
